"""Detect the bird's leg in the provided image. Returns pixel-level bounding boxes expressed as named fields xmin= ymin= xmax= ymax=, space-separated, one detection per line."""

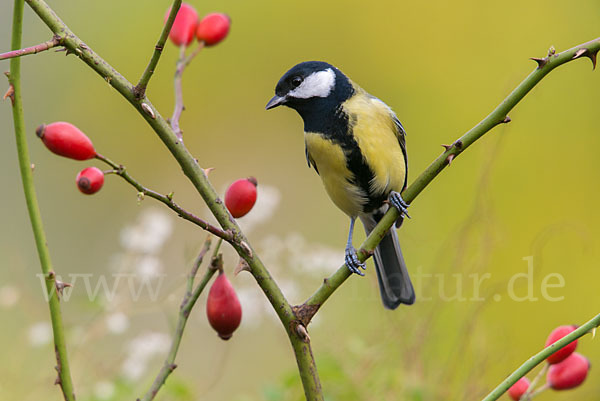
xmin=344 ymin=217 xmax=366 ymax=276
xmin=389 ymin=191 xmax=410 ymax=219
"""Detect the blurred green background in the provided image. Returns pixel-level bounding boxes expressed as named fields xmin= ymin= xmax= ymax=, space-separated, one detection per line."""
xmin=1 ymin=0 xmax=599 ymax=400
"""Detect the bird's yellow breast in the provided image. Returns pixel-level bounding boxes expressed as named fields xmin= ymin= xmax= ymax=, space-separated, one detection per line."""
xmin=304 ymin=132 xmax=366 ymax=217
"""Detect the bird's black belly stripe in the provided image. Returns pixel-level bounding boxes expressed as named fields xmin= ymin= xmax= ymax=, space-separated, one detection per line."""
xmin=300 ymin=100 xmax=387 ymax=214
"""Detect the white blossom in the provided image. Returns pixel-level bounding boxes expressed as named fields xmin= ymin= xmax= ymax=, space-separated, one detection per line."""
xmin=0 ymin=285 xmax=20 ymax=308
xmin=120 ymin=209 xmax=173 ymax=253
xmin=28 ymin=321 xmax=52 ymax=346
xmin=105 ymin=312 xmax=129 ymax=334
xmin=121 ymin=332 xmax=170 ymax=381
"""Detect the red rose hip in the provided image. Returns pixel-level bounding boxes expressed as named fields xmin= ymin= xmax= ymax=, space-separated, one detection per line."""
xmin=225 ymin=177 xmax=257 ymax=218
xmin=206 ymin=271 xmax=242 ymax=340
xmin=545 ymin=325 xmax=578 ymax=364
xmin=36 ymin=122 xmax=96 ymax=160
xmin=507 ymin=377 xmax=530 ymax=401
xmin=196 ymin=13 xmax=231 ymax=46
xmin=164 ymin=3 xmax=199 ymax=46
xmin=76 ymin=167 xmax=104 ymax=195
xmin=547 ymin=352 xmax=590 ymax=390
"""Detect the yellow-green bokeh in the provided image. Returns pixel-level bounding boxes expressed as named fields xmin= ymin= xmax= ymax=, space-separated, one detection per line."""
xmin=0 ymin=0 xmax=598 ymax=400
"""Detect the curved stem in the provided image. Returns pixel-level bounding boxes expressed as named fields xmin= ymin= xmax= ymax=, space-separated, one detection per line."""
xmin=134 ymin=0 xmax=182 ymax=98
xmin=8 ymin=1 xmax=75 ymax=400
xmin=481 ymin=313 xmax=600 ymax=401
xmin=303 ymin=37 xmax=600 ymax=318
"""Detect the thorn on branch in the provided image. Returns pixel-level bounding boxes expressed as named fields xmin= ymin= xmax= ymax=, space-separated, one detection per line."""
xmin=502 ymin=116 xmax=512 ymax=124
xmin=441 ymin=144 xmax=452 ymax=151
xmin=573 ymin=48 xmax=598 ymax=70
xmin=446 ymin=153 xmax=455 ymax=165
xmin=55 ymin=280 xmax=72 ymax=300
xmin=530 ymin=57 xmax=548 ymax=69
xmin=234 ymin=258 xmax=251 ymax=275
xmin=3 ymin=84 xmax=15 ymax=104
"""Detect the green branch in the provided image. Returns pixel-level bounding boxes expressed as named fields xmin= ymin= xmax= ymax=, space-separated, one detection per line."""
xmin=8 ymin=1 xmax=75 ymax=400
xmin=301 ymin=37 xmax=600 ymax=319
xmin=134 ymin=0 xmax=182 ymax=98
xmin=24 ymin=1 xmax=323 ymax=399
xmin=481 ymin=313 xmax=600 ymax=401
xmin=139 ymin=237 xmax=216 ymax=401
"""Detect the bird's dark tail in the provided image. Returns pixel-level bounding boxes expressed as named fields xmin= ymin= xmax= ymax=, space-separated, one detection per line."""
xmin=360 ymin=214 xmax=415 ymax=309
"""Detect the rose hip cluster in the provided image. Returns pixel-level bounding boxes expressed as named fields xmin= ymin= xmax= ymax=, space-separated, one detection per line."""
xmin=36 ymin=122 xmax=104 ymax=195
xmin=165 ymin=3 xmax=230 ymax=47
xmin=508 ymin=325 xmax=590 ymax=400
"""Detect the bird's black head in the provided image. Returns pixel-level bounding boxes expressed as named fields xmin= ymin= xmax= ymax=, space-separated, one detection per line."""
xmin=265 ymin=61 xmax=354 ymax=118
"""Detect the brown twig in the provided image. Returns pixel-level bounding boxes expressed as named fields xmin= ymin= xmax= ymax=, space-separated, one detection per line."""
xmin=95 ymin=153 xmax=233 ymax=242
xmin=170 ymin=42 xmax=205 ymax=139
xmin=0 ymin=35 xmax=61 ymax=60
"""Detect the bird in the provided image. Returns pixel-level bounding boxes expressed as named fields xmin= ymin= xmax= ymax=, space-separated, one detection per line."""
xmin=266 ymin=61 xmax=415 ymax=309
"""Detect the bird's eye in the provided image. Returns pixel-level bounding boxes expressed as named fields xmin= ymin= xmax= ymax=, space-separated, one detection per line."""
xmin=291 ymin=77 xmax=303 ymax=87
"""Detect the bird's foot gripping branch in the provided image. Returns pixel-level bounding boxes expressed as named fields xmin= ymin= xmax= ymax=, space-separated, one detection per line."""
xmin=5 ymin=0 xmax=599 ymax=400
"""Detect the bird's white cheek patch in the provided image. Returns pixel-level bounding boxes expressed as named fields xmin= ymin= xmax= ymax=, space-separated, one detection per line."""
xmin=290 ymin=68 xmax=336 ymax=99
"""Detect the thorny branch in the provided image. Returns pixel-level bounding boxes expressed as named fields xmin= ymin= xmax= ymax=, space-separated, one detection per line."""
xmin=8 ymin=1 xmax=75 ymax=400
xmin=134 ymin=0 xmax=182 ymax=98
xmin=299 ymin=38 xmax=600 ymax=325
xmin=138 ymin=236 xmax=220 ymax=401
xmin=0 ymin=35 xmax=61 ymax=60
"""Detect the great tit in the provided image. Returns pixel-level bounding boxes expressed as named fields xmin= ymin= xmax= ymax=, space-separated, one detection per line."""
xmin=266 ymin=61 xmax=415 ymax=309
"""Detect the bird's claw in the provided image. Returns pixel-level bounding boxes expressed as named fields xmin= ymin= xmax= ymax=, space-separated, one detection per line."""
xmin=389 ymin=191 xmax=410 ymax=219
xmin=345 ymin=247 xmax=366 ymax=276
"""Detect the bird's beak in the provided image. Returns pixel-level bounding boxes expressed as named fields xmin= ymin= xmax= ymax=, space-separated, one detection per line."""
xmin=265 ymin=95 xmax=286 ymax=110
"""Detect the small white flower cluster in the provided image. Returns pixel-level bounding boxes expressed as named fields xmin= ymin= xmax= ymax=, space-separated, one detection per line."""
xmin=121 ymin=331 xmax=170 ymax=381
xmin=0 ymin=285 xmax=20 ymax=308
xmin=28 ymin=321 xmax=52 ymax=346
xmin=120 ymin=208 xmax=173 ymax=253
xmin=107 ymin=208 xmax=174 ymax=305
